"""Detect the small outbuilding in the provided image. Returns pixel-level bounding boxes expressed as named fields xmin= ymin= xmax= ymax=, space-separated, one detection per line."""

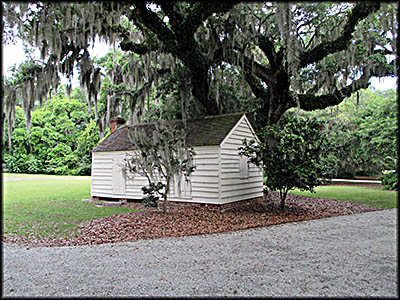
xmin=91 ymin=113 xmax=263 ymax=205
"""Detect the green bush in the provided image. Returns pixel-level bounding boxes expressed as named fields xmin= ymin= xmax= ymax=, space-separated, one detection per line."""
xmin=3 ymin=93 xmax=101 ymax=176
xmin=3 ymin=154 xmax=22 ymax=173
xmin=303 ymin=89 xmax=397 ymax=177
xmin=240 ymin=112 xmax=336 ymax=209
xmin=379 ymin=172 xmax=398 ymax=191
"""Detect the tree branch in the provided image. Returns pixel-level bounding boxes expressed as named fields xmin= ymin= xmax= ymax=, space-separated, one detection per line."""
xmin=159 ymin=2 xmax=184 ymax=29
xmin=187 ymin=2 xmax=237 ymax=34
xmin=298 ymin=62 xmax=394 ymax=111
xmin=257 ymin=35 xmax=281 ymax=68
xmin=243 ymin=68 xmax=268 ymax=99
xmin=299 ymin=2 xmax=381 ymax=68
xmin=120 ymin=39 xmax=159 ymax=54
xmin=129 ymin=2 xmax=178 ymax=53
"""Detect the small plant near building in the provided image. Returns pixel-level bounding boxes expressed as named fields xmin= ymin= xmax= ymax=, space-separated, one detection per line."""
xmin=123 ymin=121 xmax=196 ymax=213
xmin=239 ymin=112 xmax=336 ymax=210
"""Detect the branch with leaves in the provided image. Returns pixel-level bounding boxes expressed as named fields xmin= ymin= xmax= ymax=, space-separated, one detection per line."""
xmin=123 ymin=121 xmax=196 ymax=213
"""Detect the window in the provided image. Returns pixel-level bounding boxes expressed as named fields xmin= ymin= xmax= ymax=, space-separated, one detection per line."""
xmin=239 ymin=155 xmax=249 ymax=179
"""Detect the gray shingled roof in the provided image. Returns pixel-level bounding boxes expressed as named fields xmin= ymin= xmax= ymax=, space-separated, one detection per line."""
xmin=92 ymin=113 xmax=245 ymax=152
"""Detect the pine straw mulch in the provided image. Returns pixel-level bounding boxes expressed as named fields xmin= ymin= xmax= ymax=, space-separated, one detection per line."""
xmin=2 ymin=191 xmax=382 ymax=248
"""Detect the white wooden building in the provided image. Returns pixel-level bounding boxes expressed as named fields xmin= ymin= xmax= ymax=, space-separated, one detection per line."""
xmin=91 ymin=113 xmax=263 ymax=205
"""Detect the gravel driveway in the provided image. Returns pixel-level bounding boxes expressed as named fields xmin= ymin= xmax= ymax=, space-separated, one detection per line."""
xmin=2 ymin=209 xmax=397 ymax=297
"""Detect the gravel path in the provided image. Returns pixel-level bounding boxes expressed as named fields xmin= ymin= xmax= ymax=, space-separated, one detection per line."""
xmin=2 ymin=209 xmax=397 ymax=297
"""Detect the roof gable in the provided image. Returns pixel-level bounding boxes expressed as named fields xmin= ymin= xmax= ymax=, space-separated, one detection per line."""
xmin=92 ymin=113 xmax=246 ymax=152
xmin=220 ymin=114 xmax=260 ymax=147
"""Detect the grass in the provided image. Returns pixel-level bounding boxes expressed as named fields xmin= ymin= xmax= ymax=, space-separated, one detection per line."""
xmin=2 ymin=173 xmax=137 ymax=240
xmin=3 ymin=173 xmax=90 ymax=179
xmin=3 ymin=173 xmax=397 ymax=241
xmin=289 ymin=185 xmax=397 ymax=209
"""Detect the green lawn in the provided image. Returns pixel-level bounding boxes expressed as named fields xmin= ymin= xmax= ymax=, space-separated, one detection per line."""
xmin=3 ymin=173 xmax=397 ymax=240
xmin=2 ymin=173 xmax=137 ymax=239
xmin=289 ymin=185 xmax=397 ymax=209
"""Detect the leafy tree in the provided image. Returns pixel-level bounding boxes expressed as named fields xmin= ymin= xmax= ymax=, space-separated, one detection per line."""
xmin=239 ymin=113 xmax=336 ymax=210
xmin=2 ymin=2 xmax=397 ymax=132
xmin=3 ymin=89 xmax=98 ymax=175
xmin=123 ymin=121 xmax=195 ymax=213
xmin=301 ymin=88 xmax=398 ymax=177
xmin=73 ymin=119 xmax=101 ymax=175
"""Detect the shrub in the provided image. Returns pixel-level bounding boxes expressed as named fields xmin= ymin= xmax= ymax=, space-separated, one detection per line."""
xmin=141 ymin=183 xmax=164 ymax=207
xmin=4 ymin=154 xmax=22 ymax=173
xmin=379 ymin=171 xmax=398 ymax=191
xmin=239 ymin=112 xmax=336 ymax=210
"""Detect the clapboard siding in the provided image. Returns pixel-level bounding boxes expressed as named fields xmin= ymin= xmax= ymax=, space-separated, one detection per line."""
xmin=191 ymin=146 xmax=219 ymax=202
xmin=92 ymin=172 xmax=113 ymax=178
xmin=221 ymin=180 xmax=263 ymax=192
xmin=92 ymin=164 xmax=113 ymax=170
xmin=220 ymin=116 xmax=263 ymax=201
xmin=124 ymin=173 xmax=148 ymax=199
xmin=91 ymin=179 xmax=112 ymax=186
xmin=91 ymin=146 xmax=221 ymax=202
xmin=91 ymin=115 xmax=263 ymax=204
xmin=91 ymin=152 xmax=113 ymax=196
xmin=220 ymin=191 xmax=262 ymax=203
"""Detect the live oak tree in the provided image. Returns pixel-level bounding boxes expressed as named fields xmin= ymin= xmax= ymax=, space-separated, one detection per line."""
xmin=2 ymin=60 xmax=59 ymax=150
xmin=92 ymin=49 xmax=175 ymax=138
xmin=2 ymin=2 xmax=397 ymax=139
xmin=208 ymin=2 xmax=397 ymax=128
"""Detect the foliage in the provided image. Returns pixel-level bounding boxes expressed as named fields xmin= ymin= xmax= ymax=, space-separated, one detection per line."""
xmin=239 ymin=112 xmax=336 ymax=209
xmin=379 ymin=171 xmax=398 ymax=191
xmin=141 ymin=182 xmax=165 ymax=207
xmin=73 ymin=119 xmax=101 ymax=175
xmin=2 ymin=2 xmax=397 ymax=133
xmin=123 ymin=121 xmax=196 ymax=213
xmin=2 ymin=90 xmax=100 ymax=176
xmin=301 ymin=88 xmax=398 ymax=177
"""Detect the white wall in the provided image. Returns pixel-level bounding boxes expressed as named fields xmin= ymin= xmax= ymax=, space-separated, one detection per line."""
xmin=91 ymin=152 xmax=114 ymax=198
xmin=190 ymin=146 xmax=220 ymax=204
xmin=91 ymin=117 xmax=263 ymax=204
xmin=91 ymin=146 xmax=222 ymax=203
xmin=219 ymin=116 xmax=263 ymax=203
xmin=92 ymin=151 xmax=180 ymax=200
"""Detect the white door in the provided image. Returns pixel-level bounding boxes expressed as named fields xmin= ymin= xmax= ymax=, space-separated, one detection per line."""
xmin=112 ymin=154 xmax=126 ymax=195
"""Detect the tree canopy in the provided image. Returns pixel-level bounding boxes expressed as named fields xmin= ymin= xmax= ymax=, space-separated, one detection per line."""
xmin=2 ymin=2 xmax=397 ymax=136
xmin=301 ymin=88 xmax=398 ymax=177
xmin=3 ymin=89 xmax=100 ymax=175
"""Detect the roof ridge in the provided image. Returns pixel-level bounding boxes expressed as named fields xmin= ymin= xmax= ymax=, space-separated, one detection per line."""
xmin=120 ymin=112 xmax=245 ymax=129
xmin=92 ymin=112 xmax=247 ymax=152
xmin=189 ymin=112 xmax=244 ymax=122
xmin=121 ymin=119 xmax=181 ymax=129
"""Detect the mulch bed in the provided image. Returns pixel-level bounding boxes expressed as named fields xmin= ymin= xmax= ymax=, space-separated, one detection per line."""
xmin=2 ymin=191 xmax=381 ymax=248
